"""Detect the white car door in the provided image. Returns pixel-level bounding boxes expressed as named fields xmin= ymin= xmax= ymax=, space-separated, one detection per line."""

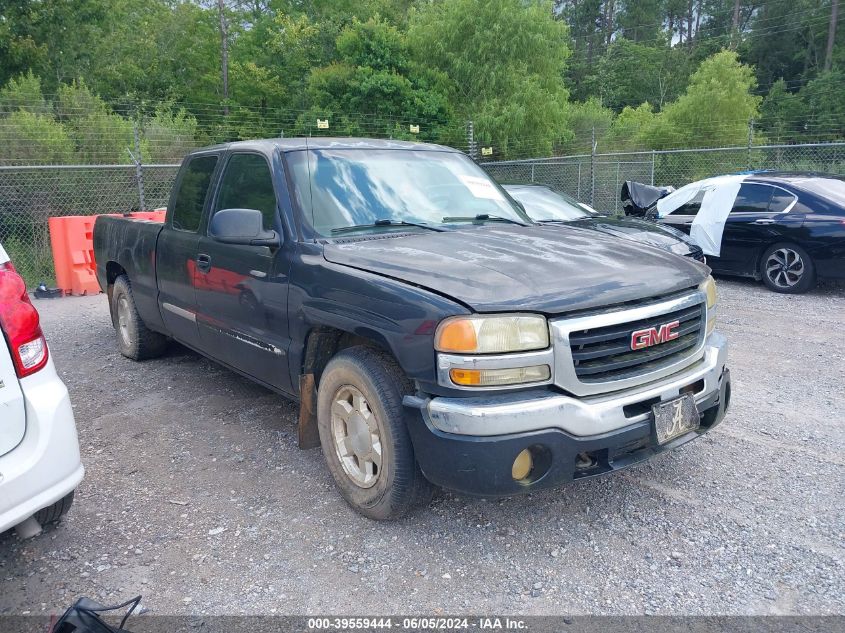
xmin=0 ymin=243 xmax=27 ymax=457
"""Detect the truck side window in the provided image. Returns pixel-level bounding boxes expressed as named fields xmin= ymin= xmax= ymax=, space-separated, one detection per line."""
xmin=214 ymin=154 xmax=277 ymax=230
xmin=171 ymin=155 xmax=219 ymax=232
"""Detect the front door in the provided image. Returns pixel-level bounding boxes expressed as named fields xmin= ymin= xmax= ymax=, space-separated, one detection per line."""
xmin=157 ymin=153 xmax=220 ymax=348
xmin=195 ymin=152 xmax=293 ymax=393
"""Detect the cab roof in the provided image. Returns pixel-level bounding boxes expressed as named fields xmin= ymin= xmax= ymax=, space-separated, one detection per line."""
xmin=190 ymin=137 xmax=459 ymax=155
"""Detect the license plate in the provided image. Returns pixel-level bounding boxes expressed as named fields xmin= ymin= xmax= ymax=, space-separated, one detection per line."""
xmin=652 ymin=394 xmax=700 ymax=444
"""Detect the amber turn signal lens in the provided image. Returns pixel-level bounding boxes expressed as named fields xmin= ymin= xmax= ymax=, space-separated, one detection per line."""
xmin=449 ymin=365 xmax=550 ymax=387
xmin=436 ymin=319 xmax=478 ymax=353
xmin=449 ymin=368 xmax=482 ymax=385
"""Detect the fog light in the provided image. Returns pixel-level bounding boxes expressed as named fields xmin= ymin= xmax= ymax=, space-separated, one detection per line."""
xmin=512 ymin=448 xmax=534 ymax=481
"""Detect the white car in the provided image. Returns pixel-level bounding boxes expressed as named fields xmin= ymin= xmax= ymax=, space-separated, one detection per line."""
xmin=0 ymin=242 xmax=83 ymax=536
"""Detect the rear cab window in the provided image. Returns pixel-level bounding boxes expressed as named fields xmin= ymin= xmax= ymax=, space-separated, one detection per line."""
xmin=170 ymin=155 xmax=219 ymax=232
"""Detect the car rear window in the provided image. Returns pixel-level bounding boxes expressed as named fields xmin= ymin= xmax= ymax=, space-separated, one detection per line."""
xmin=801 ymin=177 xmax=845 ymax=209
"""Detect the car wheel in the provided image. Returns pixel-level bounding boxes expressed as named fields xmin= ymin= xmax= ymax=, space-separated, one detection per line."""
xmin=112 ymin=275 xmax=168 ymax=360
xmin=34 ymin=491 xmax=75 ymax=525
xmin=760 ymin=243 xmax=816 ymax=294
xmin=316 ymin=346 xmax=433 ymax=520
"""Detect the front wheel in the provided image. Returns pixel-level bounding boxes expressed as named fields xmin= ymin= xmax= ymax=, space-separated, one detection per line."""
xmin=760 ymin=243 xmax=816 ymax=294
xmin=316 ymin=347 xmax=433 ymax=520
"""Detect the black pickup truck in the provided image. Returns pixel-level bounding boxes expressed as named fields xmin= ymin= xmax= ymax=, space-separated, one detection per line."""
xmin=94 ymin=138 xmax=731 ymax=519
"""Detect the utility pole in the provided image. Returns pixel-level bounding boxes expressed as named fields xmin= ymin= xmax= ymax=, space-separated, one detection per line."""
xmin=825 ymin=0 xmax=839 ymax=71
xmin=218 ymin=0 xmax=229 ymax=115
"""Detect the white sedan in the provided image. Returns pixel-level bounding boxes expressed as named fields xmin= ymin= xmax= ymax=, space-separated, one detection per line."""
xmin=0 ymin=242 xmax=83 ymax=537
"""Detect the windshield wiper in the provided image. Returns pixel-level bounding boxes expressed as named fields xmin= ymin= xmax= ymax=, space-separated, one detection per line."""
xmin=331 ymin=219 xmax=446 ymax=235
xmin=441 ymin=214 xmax=530 ymax=226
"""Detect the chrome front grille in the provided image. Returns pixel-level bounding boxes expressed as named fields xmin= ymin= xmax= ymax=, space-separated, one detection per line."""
xmin=551 ymin=290 xmax=707 ymax=397
xmin=569 ymin=302 xmax=703 ymax=382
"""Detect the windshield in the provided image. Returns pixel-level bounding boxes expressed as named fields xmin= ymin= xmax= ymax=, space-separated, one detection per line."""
xmin=287 ymin=148 xmax=530 ymax=236
xmin=505 ymin=186 xmax=596 ymax=221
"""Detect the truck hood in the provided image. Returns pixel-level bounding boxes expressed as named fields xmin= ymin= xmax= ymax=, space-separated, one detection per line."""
xmin=561 ymin=217 xmax=698 ymax=257
xmin=322 ymin=225 xmax=708 ymax=314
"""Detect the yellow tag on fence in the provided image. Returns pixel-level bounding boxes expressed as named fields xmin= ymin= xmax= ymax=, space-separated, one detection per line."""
xmin=316 ymin=119 xmax=329 ymax=129
xmin=481 ymin=146 xmax=493 ymax=156
xmin=409 ymin=124 xmax=420 ymax=134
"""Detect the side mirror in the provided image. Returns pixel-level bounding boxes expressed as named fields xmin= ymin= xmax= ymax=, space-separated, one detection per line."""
xmin=209 ymin=208 xmax=280 ymax=247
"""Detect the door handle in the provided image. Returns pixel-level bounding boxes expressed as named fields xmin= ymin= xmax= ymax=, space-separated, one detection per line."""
xmin=752 ymin=218 xmax=776 ymax=225
xmin=196 ymin=254 xmax=212 ymax=273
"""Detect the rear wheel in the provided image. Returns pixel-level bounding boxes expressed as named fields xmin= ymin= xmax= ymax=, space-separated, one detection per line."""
xmin=760 ymin=243 xmax=815 ymax=294
xmin=316 ymin=346 xmax=433 ymax=520
xmin=111 ymin=275 xmax=168 ymax=360
xmin=34 ymin=491 xmax=75 ymax=525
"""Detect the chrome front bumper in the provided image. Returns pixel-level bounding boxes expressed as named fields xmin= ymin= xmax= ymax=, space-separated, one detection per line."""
xmin=412 ymin=332 xmax=727 ymax=437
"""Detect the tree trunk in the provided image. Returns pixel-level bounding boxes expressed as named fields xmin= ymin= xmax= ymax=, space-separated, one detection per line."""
xmin=218 ymin=0 xmax=229 ymax=115
xmin=825 ymin=0 xmax=839 ymax=71
xmin=668 ymin=14 xmax=674 ymax=46
xmin=687 ymin=0 xmax=694 ymax=47
xmin=730 ymin=0 xmax=741 ymax=49
xmin=694 ymin=0 xmax=702 ymax=47
xmin=605 ymin=0 xmax=615 ymax=46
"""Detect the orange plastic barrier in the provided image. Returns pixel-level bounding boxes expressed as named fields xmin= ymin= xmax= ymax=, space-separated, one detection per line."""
xmin=48 ymin=210 xmax=166 ymax=296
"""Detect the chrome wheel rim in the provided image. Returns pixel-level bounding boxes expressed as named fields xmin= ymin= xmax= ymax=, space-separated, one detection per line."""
xmin=330 ymin=385 xmax=382 ymax=488
xmin=117 ymin=295 xmax=131 ymax=346
xmin=765 ymin=248 xmax=805 ymax=288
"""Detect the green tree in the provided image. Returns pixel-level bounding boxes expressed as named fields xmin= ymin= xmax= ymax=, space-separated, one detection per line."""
xmin=563 ymin=98 xmax=614 ymax=153
xmin=410 ymin=0 xmax=572 ymax=158
xmin=655 ymin=49 xmax=760 ymax=148
xmin=0 ymin=110 xmax=74 ymax=164
xmin=759 ymin=79 xmax=805 ymax=143
xmin=55 ymin=80 xmax=135 ymax=163
xmin=595 ymin=40 xmax=692 ymax=111
xmin=0 ymin=71 xmax=50 ymax=115
xmin=800 ymin=70 xmax=845 ymax=141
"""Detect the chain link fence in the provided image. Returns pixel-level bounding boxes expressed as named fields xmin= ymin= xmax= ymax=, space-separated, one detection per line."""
xmin=482 ymin=142 xmax=845 ymax=213
xmin=2 ymin=141 xmax=845 ymax=286
xmin=0 ymin=164 xmax=179 ymax=285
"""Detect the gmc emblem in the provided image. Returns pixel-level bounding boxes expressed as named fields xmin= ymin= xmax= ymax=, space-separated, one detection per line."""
xmin=630 ymin=320 xmax=680 ymax=350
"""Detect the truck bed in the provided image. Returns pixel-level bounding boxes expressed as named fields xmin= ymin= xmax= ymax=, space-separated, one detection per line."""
xmin=93 ymin=215 xmax=165 ymax=331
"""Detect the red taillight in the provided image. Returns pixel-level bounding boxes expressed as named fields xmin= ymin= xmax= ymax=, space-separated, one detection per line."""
xmin=0 ymin=265 xmax=49 ymax=377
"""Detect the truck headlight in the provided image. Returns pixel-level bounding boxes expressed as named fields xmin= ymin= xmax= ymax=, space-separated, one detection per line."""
xmin=435 ymin=315 xmax=549 ymax=354
xmin=699 ymin=275 xmax=717 ymax=335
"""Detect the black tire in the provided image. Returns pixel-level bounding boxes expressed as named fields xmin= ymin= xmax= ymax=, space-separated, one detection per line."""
xmin=760 ymin=243 xmax=816 ymax=294
xmin=111 ymin=274 xmax=168 ymax=360
xmin=316 ymin=346 xmax=433 ymax=520
xmin=34 ymin=491 xmax=75 ymax=525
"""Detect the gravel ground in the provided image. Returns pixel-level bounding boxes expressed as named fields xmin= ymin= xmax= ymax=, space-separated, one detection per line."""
xmin=0 ymin=278 xmax=843 ymax=617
